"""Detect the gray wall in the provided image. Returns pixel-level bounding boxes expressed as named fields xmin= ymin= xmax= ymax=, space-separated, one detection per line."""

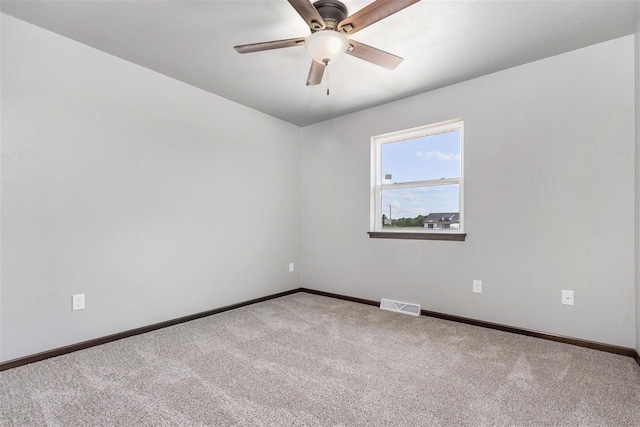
xmin=1 ymin=15 xmax=301 ymax=362
xmin=636 ymin=23 xmax=640 ymax=354
xmin=1 ymin=14 xmax=638 ymax=362
xmin=301 ymin=36 xmax=636 ymax=348
xmin=0 ymin=14 xmax=3 ymax=361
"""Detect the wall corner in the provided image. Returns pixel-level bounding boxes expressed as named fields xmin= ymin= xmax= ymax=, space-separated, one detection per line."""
xmin=635 ymin=20 xmax=640 ymax=354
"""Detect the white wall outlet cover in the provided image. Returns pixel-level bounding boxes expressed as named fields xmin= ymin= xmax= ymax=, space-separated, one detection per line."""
xmin=562 ymin=290 xmax=574 ymax=306
xmin=473 ymin=280 xmax=482 ymax=293
xmin=72 ymin=293 xmax=85 ymax=311
xmin=289 ymin=262 xmax=295 ymax=272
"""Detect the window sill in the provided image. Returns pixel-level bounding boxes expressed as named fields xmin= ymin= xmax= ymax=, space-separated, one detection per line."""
xmin=367 ymin=232 xmax=466 ymax=241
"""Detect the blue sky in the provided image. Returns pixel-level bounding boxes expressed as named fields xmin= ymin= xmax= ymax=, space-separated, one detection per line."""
xmin=381 ymin=131 xmax=460 ymax=219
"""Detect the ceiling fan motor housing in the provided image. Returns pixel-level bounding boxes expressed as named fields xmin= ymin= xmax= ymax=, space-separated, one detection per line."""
xmin=312 ymin=0 xmax=348 ymax=30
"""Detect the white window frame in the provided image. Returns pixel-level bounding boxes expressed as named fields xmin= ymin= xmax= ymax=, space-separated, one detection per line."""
xmin=370 ymin=119 xmax=464 ymax=234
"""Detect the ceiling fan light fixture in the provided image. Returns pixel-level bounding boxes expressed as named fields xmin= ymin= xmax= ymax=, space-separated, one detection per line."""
xmin=305 ymin=30 xmax=349 ymax=64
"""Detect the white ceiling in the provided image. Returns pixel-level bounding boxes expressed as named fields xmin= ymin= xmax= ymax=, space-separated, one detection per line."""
xmin=2 ymin=0 xmax=639 ymax=126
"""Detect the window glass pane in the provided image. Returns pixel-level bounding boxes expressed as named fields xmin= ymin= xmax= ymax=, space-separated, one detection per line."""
xmin=381 ymin=130 xmax=461 ymax=183
xmin=380 ymin=185 xmax=460 ymax=230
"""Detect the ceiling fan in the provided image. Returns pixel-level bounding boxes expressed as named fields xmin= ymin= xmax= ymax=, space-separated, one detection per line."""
xmin=234 ymin=0 xmax=421 ymax=86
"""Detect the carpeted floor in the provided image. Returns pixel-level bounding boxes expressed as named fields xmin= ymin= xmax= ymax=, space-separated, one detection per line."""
xmin=1 ymin=292 xmax=639 ymax=426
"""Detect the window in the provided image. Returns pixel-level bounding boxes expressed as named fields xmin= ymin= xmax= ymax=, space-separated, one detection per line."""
xmin=369 ymin=119 xmax=464 ymax=241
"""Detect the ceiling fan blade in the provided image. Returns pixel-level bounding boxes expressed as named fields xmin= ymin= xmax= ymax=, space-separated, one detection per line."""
xmin=234 ymin=37 xmax=307 ymax=54
xmin=306 ymin=60 xmax=326 ymax=86
xmin=287 ymin=0 xmax=326 ymax=30
xmin=338 ymin=0 xmax=420 ymax=35
xmin=347 ymin=39 xmax=403 ymax=70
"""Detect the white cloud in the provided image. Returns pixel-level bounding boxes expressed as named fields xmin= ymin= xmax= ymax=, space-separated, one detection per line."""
xmin=402 ymin=191 xmax=422 ymax=202
xmin=422 ymin=151 xmax=461 ymax=161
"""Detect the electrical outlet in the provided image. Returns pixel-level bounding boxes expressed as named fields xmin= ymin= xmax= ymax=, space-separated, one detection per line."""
xmin=473 ymin=280 xmax=482 ymax=293
xmin=72 ymin=294 xmax=85 ymax=311
xmin=562 ymin=290 xmax=574 ymax=306
xmin=289 ymin=263 xmax=295 ymax=272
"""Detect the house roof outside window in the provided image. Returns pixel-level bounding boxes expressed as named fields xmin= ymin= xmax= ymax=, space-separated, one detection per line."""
xmin=423 ymin=212 xmax=460 ymax=225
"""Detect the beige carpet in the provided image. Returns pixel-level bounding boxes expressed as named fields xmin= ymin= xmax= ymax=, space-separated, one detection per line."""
xmin=1 ymin=292 xmax=639 ymax=426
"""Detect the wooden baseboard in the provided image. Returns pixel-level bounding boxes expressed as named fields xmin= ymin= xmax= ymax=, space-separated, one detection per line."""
xmin=0 ymin=288 xmax=300 ymax=372
xmin=418 ymin=308 xmax=637 ymax=358
xmin=301 ymin=288 xmax=380 ymax=307
xmin=299 ymin=288 xmax=640 ymax=364
xmin=2 ymin=287 xmax=639 ymax=371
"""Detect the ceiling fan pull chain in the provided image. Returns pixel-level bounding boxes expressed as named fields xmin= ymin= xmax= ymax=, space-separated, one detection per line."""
xmin=326 ymin=68 xmax=330 ymax=96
